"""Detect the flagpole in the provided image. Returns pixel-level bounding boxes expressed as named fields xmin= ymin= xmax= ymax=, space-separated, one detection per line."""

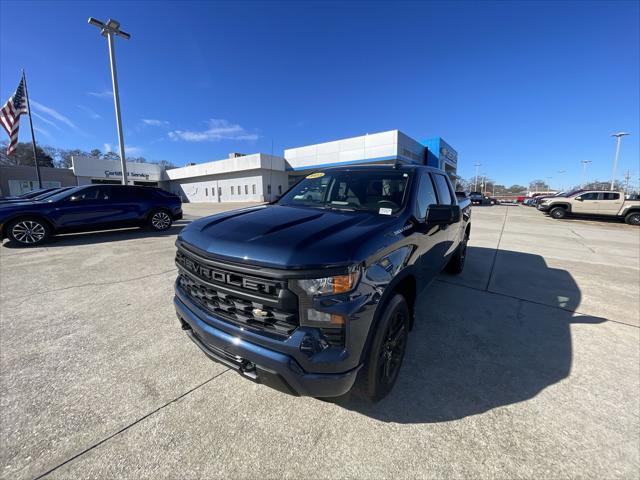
xmin=22 ymin=70 xmax=42 ymax=189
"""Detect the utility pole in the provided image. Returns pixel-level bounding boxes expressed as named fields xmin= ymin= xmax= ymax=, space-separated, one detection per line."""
xmin=473 ymin=163 xmax=482 ymax=191
xmin=580 ymin=160 xmax=592 ymax=187
xmin=623 ymin=170 xmax=631 ymax=195
xmin=557 ymin=170 xmax=566 ymax=191
xmin=610 ymin=132 xmax=630 ymax=190
xmin=88 ymin=17 xmax=131 ymax=185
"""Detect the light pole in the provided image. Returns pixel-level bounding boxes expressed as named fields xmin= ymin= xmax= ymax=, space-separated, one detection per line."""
xmin=473 ymin=163 xmax=482 ymax=191
xmin=546 ymin=176 xmax=553 ymax=192
xmin=557 ymin=170 xmax=566 ymax=191
xmin=580 ymin=160 xmax=592 ymax=187
xmin=610 ymin=132 xmax=630 ymax=190
xmin=88 ymin=17 xmax=131 ymax=185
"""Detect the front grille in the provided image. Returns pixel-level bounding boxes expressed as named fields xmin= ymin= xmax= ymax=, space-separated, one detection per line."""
xmin=176 ymin=247 xmax=299 ymax=339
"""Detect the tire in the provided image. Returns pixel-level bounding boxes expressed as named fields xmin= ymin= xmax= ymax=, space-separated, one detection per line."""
xmin=148 ymin=210 xmax=173 ymax=231
xmin=549 ymin=207 xmax=567 ymax=219
xmin=625 ymin=212 xmax=640 ymax=226
xmin=445 ymin=232 xmax=468 ymax=274
xmin=354 ymin=294 xmax=409 ymax=402
xmin=6 ymin=217 xmax=50 ymax=247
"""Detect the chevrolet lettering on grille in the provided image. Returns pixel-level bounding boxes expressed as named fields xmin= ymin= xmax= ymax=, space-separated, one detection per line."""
xmin=177 ymin=252 xmax=276 ymax=295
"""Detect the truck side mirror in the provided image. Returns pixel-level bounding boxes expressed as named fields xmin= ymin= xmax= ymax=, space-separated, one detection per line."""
xmin=451 ymin=205 xmax=461 ymax=222
xmin=426 ymin=205 xmax=458 ymax=225
xmin=575 ymin=196 xmax=583 ymax=201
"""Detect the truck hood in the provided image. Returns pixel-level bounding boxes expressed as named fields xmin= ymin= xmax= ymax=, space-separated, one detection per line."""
xmin=179 ymin=204 xmax=400 ymax=269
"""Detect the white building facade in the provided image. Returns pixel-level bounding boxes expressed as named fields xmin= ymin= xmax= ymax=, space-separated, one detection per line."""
xmin=165 ymin=153 xmax=288 ymax=203
xmin=285 ymin=130 xmax=425 ymax=172
xmin=68 ymin=130 xmax=457 ymax=204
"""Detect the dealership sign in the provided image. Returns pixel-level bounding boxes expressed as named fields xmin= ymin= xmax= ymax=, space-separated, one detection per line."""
xmin=439 ymin=142 xmax=458 ymax=166
xmin=104 ymin=170 xmax=151 ymax=180
xmin=71 ymin=156 xmax=163 ymax=181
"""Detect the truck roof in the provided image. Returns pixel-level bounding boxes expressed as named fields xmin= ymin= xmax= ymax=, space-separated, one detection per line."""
xmin=312 ymin=163 xmax=438 ymax=173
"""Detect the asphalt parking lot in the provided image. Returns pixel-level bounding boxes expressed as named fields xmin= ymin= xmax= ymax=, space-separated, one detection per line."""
xmin=1 ymin=203 xmax=638 ymax=479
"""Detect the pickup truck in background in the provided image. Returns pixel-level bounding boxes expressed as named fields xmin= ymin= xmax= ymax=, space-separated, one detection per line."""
xmin=537 ymin=190 xmax=640 ymax=225
xmin=174 ymin=165 xmax=471 ymax=401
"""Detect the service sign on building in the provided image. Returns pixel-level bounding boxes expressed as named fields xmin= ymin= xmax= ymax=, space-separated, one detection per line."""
xmin=71 ymin=156 xmax=163 ymax=186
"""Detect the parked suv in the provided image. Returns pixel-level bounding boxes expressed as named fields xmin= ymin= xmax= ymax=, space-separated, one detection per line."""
xmin=538 ymin=190 xmax=640 ymax=225
xmin=174 ymin=165 xmax=471 ymax=401
xmin=0 ymin=185 xmax=182 ymax=246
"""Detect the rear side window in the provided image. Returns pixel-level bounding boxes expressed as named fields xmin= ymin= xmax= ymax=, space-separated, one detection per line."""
xmin=416 ymin=173 xmax=438 ymax=218
xmin=602 ymin=192 xmax=620 ymax=200
xmin=577 ymin=192 xmax=599 ymax=200
xmin=432 ymin=174 xmax=453 ymax=205
xmin=69 ymin=186 xmax=109 ymax=201
xmin=125 ymin=187 xmax=151 ymax=201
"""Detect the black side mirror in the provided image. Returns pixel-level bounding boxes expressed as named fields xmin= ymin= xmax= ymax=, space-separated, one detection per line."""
xmin=426 ymin=205 xmax=459 ymax=225
xmin=451 ymin=205 xmax=461 ymax=222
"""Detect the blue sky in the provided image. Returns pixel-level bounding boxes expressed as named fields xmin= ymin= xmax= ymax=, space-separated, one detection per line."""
xmin=1 ymin=0 xmax=638 ymax=188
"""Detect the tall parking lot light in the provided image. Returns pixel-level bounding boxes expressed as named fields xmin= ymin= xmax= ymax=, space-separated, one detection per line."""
xmin=88 ymin=17 xmax=131 ymax=185
xmin=610 ymin=132 xmax=630 ymax=190
xmin=580 ymin=160 xmax=592 ymax=187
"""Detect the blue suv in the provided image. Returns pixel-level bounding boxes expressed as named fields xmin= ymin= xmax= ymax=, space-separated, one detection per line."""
xmin=0 ymin=184 xmax=182 ymax=246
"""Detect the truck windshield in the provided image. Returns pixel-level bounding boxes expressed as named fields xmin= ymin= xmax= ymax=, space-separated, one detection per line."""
xmin=277 ymin=170 xmax=411 ymax=214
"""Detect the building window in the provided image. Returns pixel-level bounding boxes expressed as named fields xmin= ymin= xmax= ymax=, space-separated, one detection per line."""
xmin=238 ymin=185 xmax=241 ymax=195
xmin=231 ymin=186 xmax=234 ymax=195
xmin=252 ymin=184 xmax=256 ymax=194
xmin=278 ymin=185 xmax=282 ymax=195
xmin=218 ymin=187 xmax=222 ymax=197
xmin=205 ymin=187 xmax=208 ymax=197
xmin=244 ymin=185 xmax=248 ymax=195
xmin=267 ymin=184 xmax=271 ymax=194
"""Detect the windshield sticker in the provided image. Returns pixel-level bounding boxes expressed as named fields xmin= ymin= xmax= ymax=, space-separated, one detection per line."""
xmin=306 ymin=172 xmax=325 ymax=179
xmin=379 ymin=207 xmax=393 ymax=215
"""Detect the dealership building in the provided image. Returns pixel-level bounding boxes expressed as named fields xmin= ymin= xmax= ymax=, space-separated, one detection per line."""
xmin=0 ymin=130 xmax=457 ymax=202
xmin=161 ymin=129 xmax=458 ymax=203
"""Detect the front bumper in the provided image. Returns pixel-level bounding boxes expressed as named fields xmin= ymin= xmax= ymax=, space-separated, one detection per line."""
xmin=537 ymin=204 xmax=551 ymax=212
xmin=174 ymin=294 xmax=360 ymax=397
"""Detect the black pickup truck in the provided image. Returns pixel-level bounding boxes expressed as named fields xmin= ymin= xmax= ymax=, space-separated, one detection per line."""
xmin=174 ymin=165 xmax=471 ymax=401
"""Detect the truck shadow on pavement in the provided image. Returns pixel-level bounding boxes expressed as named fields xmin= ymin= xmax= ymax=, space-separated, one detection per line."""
xmin=340 ymin=246 xmax=606 ymax=423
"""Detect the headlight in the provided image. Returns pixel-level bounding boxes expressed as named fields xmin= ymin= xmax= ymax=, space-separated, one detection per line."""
xmin=295 ymin=268 xmax=361 ymax=296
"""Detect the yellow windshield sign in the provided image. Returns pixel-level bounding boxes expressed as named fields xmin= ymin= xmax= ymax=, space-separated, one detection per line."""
xmin=306 ymin=172 xmax=325 ymax=179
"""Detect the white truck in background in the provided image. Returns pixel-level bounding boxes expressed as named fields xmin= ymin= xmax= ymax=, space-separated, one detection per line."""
xmin=537 ymin=190 xmax=640 ymax=225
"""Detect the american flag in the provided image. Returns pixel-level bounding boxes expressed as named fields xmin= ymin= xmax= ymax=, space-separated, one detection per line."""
xmin=0 ymin=77 xmax=29 ymax=156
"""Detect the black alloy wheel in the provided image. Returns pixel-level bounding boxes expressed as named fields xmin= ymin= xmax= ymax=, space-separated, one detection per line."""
xmin=445 ymin=233 xmax=468 ymax=274
xmin=355 ymin=294 xmax=410 ymax=402
xmin=550 ymin=207 xmax=567 ymax=219
xmin=625 ymin=212 xmax=640 ymax=226
xmin=378 ymin=308 xmax=408 ymax=387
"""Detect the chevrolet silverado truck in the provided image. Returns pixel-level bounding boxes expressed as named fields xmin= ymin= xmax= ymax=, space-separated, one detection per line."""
xmin=174 ymin=165 xmax=471 ymax=401
xmin=537 ymin=190 xmax=640 ymax=225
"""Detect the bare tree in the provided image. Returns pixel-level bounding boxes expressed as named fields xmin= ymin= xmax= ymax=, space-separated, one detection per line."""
xmin=0 ymin=142 xmax=54 ymax=167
